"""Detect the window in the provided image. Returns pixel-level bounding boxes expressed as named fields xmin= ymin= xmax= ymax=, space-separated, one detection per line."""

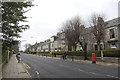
xmin=94 ymin=45 xmax=98 ymax=50
xmin=100 ymin=44 xmax=103 ymax=50
xmin=94 ymin=44 xmax=103 ymax=50
xmin=109 ymin=29 xmax=115 ymax=39
xmin=110 ymin=43 xmax=116 ymax=48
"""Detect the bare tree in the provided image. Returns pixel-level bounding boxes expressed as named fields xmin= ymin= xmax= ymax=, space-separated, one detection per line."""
xmin=89 ymin=13 xmax=106 ymax=50
xmin=78 ymin=25 xmax=93 ymax=60
xmin=24 ymin=43 xmax=31 ymax=52
xmin=61 ymin=16 xmax=82 ymax=51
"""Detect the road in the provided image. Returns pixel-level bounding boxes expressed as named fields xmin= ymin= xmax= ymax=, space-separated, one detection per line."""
xmin=20 ymin=53 xmax=119 ymax=78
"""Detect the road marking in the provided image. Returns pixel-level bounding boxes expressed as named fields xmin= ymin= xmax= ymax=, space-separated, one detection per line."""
xmin=115 ymin=77 xmax=119 ymax=78
xmin=22 ymin=62 xmax=32 ymax=78
xmin=78 ymin=69 xmax=85 ymax=72
xmin=106 ymin=74 xmax=120 ymax=79
xmin=23 ymin=63 xmax=30 ymax=69
xmin=75 ymin=67 xmax=120 ymax=79
xmin=88 ymin=72 xmax=98 ymax=75
xmin=59 ymin=64 xmax=68 ymax=68
xmin=36 ymin=71 xmax=40 ymax=78
xmin=106 ymin=75 xmax=115 ymax=78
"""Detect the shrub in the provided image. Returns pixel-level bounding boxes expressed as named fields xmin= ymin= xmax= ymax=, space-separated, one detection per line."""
xmin=90 ymin=50 xmax=120 ymax=57
xmin=90 ymin=50 xmax=101 ymax=57
xmin=51 ymin=51 xmax=84 ymax=56
xmin=67 ymin=51 xmax=84 ymax=56
xmin=2 ymin=50 xmax=13 ymax=63
xmin=103 ymin=50 xmax=120 ymax=57
xmin=31 ymin=51 xmax=37 ymax=54
xmin=43 ymin=53 xmax=51 ymax=56
xmin=51 ymin=51 xmax=64 ymax=55
xmin=2 ymin=51 xmax=8 ymax=62
xmin=51 ymin=49 xmax=120 ymax=57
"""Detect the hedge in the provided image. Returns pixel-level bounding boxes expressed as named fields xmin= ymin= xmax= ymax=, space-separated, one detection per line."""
xmin=51 ymin=50 xmax=120 ymax=57
xmin=25 ymin=51 xmax=37 ymax=54
xmin=103 ymin=50 xmax=120 ymax=57
xmin=67 ymin=51 xmax=84 ymax=56
xmin=51 ymin=51 xmax=85 ymax=56
xmin=30 ymin=51 xmax=37 ymax=54
xmin=25 ymin=51 xmax=50 ymax=54
xmin=51 ymin=51 xmax=64 ymax=55
xmin=89 ymin=50 xmax=120 ymax=57
xmin=2 ymin=50 xmax=13 ymax=63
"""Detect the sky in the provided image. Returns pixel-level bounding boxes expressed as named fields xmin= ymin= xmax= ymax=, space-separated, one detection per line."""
xmin=19 ymin=0 xmax=119 ymax=51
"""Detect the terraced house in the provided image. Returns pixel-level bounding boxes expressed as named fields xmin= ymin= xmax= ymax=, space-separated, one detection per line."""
xmin=50 ymin=32 xmax=67 ymax=52
xmin=26 ymin=17 xmax=120 ymax=53
xmin=93 ymin=17 xmax=120 ymax=50
xmin=87 ymin=17 xmax=120 ymax=51
xmin=104 ymin=17 xmax=120 ymax=49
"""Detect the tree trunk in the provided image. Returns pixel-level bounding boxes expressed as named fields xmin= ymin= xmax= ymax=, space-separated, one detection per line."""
xmin=68 ymin=43 xmax=72 ymax=51
xmin=83 ymin=48 xmax=88 ymax=60
xmin=79 ymin=42 xmax=88 ymax=60
xmin=103 ymin=40 xmax=105 ymax=50
xmin=83 ymin=45 xmax=88 ymax=60
xmin=73 ymin=45 xmax=76 ymax=51
xmin=97 ymin=43 xmax=100 ymax=51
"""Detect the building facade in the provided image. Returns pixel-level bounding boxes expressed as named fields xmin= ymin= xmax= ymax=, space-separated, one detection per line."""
xmin=26 ymin=17 xmax=120 ymax=53
xmin=89 ymin=17 xmax=120 ymax=50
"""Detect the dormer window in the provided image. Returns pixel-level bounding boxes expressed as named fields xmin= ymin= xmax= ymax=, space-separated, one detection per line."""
xmin=109 ymin=28 xmax=115 ymax=39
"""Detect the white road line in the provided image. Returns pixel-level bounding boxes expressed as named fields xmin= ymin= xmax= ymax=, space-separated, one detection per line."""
xmin=106 ymin=75 xmax=115 ymax=78
xmin=106 ymin=75 xmax=111 ymax=77
xmin=89 ymin=72 xmax=97 ymax=75
xmin=89 ymin=72 xmax=102 ymax=76
xmin=78 ymin=69 xmax=85 ymax=72
xmin=76 ymin=67 xmax=119 ymax=79
xmin=115 ymin=77 xmax=119 ymax=78
xmin=106 ymin=74 xmax=120 ymax=79
xmin=111 ymin=76 xmax=115 ymax=78
xmin=36 ymin=71 xmax=40 ymax=78
xmin=115 ymin=76 xmax=120 ymax=79
xmin=59 ymin=64 xmax=69 ymax=68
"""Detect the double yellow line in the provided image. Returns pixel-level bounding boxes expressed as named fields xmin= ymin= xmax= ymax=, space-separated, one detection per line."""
xmin=23 ymin=63 xmax=31 ymax=69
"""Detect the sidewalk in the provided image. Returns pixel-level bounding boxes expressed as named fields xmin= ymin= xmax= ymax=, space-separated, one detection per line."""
xmin=2 ymin=54 xmax=30 ymax=78
xmin=38 ymin=55 xmax=119 ymax=68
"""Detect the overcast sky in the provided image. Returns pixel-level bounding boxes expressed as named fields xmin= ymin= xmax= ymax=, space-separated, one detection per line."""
xmin=19 ymin=0 xmax=119 ymax=51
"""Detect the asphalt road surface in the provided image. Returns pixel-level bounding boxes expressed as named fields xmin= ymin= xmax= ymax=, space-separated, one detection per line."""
xmin=20 ymin=53 xmax=119 ymax=79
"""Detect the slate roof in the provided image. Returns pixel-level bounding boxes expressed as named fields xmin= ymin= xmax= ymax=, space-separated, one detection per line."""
xmin=106 ymin=17 xmax=120 ymax=28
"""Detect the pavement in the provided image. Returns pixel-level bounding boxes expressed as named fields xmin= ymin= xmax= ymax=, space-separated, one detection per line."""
xmin=65 ymin=58 xmax=119 ymax=68
xmin=2 ymin=54 xmax=31 ymax=78
xmin=36 ymin=54 xmax=119 ymax=68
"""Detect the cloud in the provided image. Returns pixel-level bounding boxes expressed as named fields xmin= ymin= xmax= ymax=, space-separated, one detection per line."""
xmin=19 ymin=0 xmax=119 ymax=50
